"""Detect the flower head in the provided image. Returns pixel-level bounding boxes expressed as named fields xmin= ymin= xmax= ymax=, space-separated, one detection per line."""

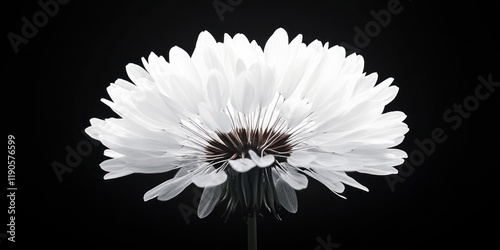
xmin=86 ymin=28 xmax=408 ymax=219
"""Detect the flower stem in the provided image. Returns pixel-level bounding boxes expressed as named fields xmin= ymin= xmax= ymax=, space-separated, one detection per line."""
xmin=247 ymin=212 xmax=257 ymax=250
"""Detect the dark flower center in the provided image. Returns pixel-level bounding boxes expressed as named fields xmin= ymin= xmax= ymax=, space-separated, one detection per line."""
xmin=204 ymin=128 xmax=293 ymax=219
xmin=205 ymin=128 xmax=292 ymax=165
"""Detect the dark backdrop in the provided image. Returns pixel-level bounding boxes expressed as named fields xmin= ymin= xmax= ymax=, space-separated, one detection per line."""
xmin=3 ymin=0 xmax=499 ymax=249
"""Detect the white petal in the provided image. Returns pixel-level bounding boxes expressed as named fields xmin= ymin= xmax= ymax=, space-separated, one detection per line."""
xmin=378 ymin=111 xmax=407 ymax=122
xmin=248 ymin=150 xmax=275 ymax=168
xmin=310 ymin=161 xmax=362 ymax=172
xmin=275 ymin=178 xmax=298 ymax=213
xmin=85 ymin=118 xmax=105 ymax=140
xmin=143 ymin=172 xmax=193 ymax=201
xmin=316 ymin=100 xmax=384 ymax=133
xmin=199 ymin=35 xmax=225 ymax=74
xmin=249 ymin=63 xmax=277 ymax=108
xmin=192 ymin=168 xmax=227 ymax=188
xmin=144 ymin=52 xmax=172 ymax=84
xmin=279 ymin=97 xmax=311 ymax=128
xmin=333 ymin=171 xmax=369 ymax=192
xmin=343 ymin=149 xmax=406 ymax=167
xmin=353 ymin=72 xmax=377 ymax=95
xmin=233 ymin=33 xmax=259 ymax=65
xmin=197 ymin=185 xmax=222 ymax=218
xmin=100 ymin=158 xmax=126 ymax=172
xmin=103 ymin=149 xmax=123 ymax=158
xmin=325 ymin=45 xmax=346 ymax=75
xmin=235 ymin=58 xmax=247 ymax=76
xmin=174 ymin=167 xmax=189 ymax=178
xmin=357 ymin=165 xmax=398 ymax=175
xmin=388 ymin=148 xmax=408 ymax=159
xmin=278 ymin=162 xmax=308 ymax=190
xmin=125 ymin=158 xmax=180 ymax=174
xmin=129 ymin=91 xmax=180 ymax=126
xmin=287 ymin=151 xmax=315 ymax=166
xmin=99 ymin=134 xmax=178 ymax=155
xmin=106 ymin=82 xmax=130 ymax=104
xmin=104 ymin=170 xmax=133 ymax=180
xmin=302 ymin=46 xmax=346 ymax=99
xmin=222 ymin=36 xmax=239 ymax=81
xmin=198 ymin=102 xmax=232 ymax=133
xmin=278 ymin=55 xmax=308 ymax=99
xmin=206 ymin=70 xmax=230 ymax=111
xmin=230 ymin=71 xmax=257 ymax=115
xmin=168 ymin=74 xmax=203 ymax=114
xmin=126 ymin=63 xmax=152 ymax=84
xmin=340 ymin=53 xmax=364 ymax=75
xmin=114 ymin=78 xmax=136 ymax=90
xmin=314 ymin=153 xmax=347 ymax=166
xmin=303 ymin=169 xmax=346 ymax=198
xmin=370 ymin=77 xmax=398 ymax=105
xmin=264 ymin=28 xmax=289 ymax=67
xmin=196 ymin=31 xmax=217 ymax=48
xmin=392 ymin=135 xmax=406 ymax=147
xmin=228 ymin=158 xmax=256 ymax=172
xmin=196 ymin=46 xmax=223 ymax=80
xmin=169 ymin=46 xmax=202 ymax=89
xmin=192 ymin=30 xmax=217 ymax=74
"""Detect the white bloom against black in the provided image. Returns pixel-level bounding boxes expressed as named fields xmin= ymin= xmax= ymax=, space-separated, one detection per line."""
xmin=86 ymin=28 xmax=408 ymax=219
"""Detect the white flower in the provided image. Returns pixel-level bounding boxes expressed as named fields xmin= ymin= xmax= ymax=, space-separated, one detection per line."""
xmin=86 ymin=28 xmax=408 ymax=219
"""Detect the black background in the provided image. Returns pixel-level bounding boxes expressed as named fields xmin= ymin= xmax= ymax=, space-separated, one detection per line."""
xmin=3 ymin=0 xmax=499 ymax=249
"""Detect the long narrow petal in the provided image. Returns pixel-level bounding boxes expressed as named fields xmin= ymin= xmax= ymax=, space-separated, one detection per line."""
xmin=278 ymin=162 xmax=309 ymax=190
xmin=275 ymin=178 xmax=298 ymax=213
xmin=143 ymin=172 xmax=193 ymax=201
xmin=198 ymin=185 xmax=222 ymax=218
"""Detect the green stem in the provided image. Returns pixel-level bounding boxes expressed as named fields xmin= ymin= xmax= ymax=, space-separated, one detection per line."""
xmin=247 ymin=212 xmax=257 ymax=250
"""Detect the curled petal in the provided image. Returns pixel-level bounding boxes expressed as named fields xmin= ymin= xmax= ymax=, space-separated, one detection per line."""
xmin=249 ymin=150 xmax=275 ymax=168
xmin=193 ymin=167 xmax=228 ymax=188
xmin=228 ymin=158 xmax=256 ymax=173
